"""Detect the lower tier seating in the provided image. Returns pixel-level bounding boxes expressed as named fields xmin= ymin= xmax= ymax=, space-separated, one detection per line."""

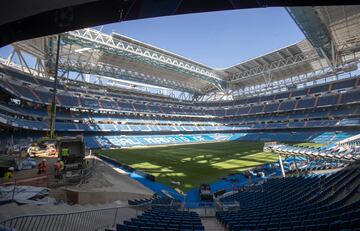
xmin=216 ymin=163 xmax=360 ymax=231
xmin=114 ymin=208 xmax=205 ymax=231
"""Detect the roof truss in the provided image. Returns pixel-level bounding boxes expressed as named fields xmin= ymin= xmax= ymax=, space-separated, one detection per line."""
xmin=62 ymin=28 xmax=225 ymax=88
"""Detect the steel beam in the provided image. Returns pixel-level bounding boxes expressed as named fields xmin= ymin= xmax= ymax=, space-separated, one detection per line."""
xmin=230 ymin=51 xmax=318 ymax=83
xmin=62 ymin=28 xmax=225 ymax=86
xmin=59 ymin=60 xmax=201 ymax=94
xmin=287 ymin=7 xmax=333 ymax=61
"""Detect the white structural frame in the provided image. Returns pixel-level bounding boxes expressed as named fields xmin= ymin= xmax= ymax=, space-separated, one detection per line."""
xmin=230 ymin=51 xmax=318 ymax=82
xmin=64 ymin=28 xmax=223 ymax=84
xmin=0 ymin=50 xmax=195 ymax=101
xmin=59 ymin=58 xmax=200 ymax=93
xmin=4 ymin=12 xmax=360 ymax=102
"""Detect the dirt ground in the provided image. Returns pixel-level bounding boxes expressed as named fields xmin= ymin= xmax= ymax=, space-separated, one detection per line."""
xmin=4 ymin=156 xmax=153 ymax=204
xmin=65 ymin=158 xmax=153 ymax=195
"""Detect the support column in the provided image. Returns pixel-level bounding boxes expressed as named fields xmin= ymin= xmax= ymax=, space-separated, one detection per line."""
xmin=49 ymin=34 xmax=61 ymax=139
xmin=278 ymin=155 xmax=286 ymax=178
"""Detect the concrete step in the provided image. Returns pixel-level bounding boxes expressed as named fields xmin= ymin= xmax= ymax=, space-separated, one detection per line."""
xmin=201 ymin=217 xmax=226 ymax=231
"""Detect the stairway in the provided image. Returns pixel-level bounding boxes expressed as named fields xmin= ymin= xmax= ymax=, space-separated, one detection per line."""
xmin=201 ymin=217 xmax=226 ymax=231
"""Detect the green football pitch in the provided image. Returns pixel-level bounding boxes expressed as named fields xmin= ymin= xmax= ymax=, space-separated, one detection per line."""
xmin=95 ymin=141 xmax=279 ymax=192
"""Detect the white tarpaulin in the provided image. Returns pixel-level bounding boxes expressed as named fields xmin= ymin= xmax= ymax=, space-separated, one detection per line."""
xmin=0 ymin=185 xmax=49 ymax=204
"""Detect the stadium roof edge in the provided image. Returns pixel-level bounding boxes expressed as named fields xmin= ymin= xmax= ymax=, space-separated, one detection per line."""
xmin=111 ymin=32 xmax=215 ymax=71
xmin=218 ymin=40 xmax=306 ymax=71
xmin=1 ymin=0 xmax=359 ymax=47
xmin=286 ymin=7 xmax=332 ymax=60
xmin=3 ymin=4 xmax=360 ymax=96
xmin=286 ymin=6 xmax=360 ymax=69
xmin=61 ymin=28 xmax=225 ymax=92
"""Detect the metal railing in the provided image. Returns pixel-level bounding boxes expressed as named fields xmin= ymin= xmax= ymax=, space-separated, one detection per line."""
xmin=133 ymin=201 xmax=217 ymax=217
xmin=180 ymin=203 xmax=216 ymax=217
xmin=214 ymin=199 xmax=241 ymax=212
xmin=0 ymin=201 xmax=192 ymax=231
xmin=0 ymin=204 xmax=142 ymax=231
xmin=0 ymin=200 xmax=225 ymax=230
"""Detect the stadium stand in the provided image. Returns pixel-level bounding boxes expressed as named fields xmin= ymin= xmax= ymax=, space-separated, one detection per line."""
xmin=1 ymin=64 xmax=360 ymax=149
xmin=1 ymin=4 xmax=360 ymax=231
xmin=271 ymin=132 xmax=360 ymax=161
xmin=115 ymin=208 xmax=205 ymax=231
xmin=216 ymin=162 xmax=360 ymax=231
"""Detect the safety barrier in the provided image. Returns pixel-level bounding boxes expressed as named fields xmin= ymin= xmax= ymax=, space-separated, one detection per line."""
xmin=0 ymin=196 xmax=222 ymax=231
xmin=0 ymin=201 xmax=188 ymax=231
xmin=2 ymin=175 xmax=48 ymax=188
xmin=0 ymin=205 xmax=139 ymax=231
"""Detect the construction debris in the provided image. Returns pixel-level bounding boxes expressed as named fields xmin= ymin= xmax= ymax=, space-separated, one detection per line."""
xmin=0 ymin=185 xmax=50 ymax=205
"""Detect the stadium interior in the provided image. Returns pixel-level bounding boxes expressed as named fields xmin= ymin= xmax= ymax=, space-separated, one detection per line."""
xmin=1 ymin=2 xmax=360 ymax=231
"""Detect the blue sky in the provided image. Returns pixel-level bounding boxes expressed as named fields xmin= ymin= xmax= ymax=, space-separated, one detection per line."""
xmin=95 ymin=7 xmax=305 ymax=68
xmin=0 ymin=7 xmax=304 ymax=69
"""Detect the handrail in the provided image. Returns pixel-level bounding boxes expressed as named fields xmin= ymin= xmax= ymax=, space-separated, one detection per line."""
xmin=0 ymin=203 xmax=145 ymax=231
xmin=0 ymin=203 xmax=135 ymax=220
xmin=0 ymin=199 xmax=223 ymax=230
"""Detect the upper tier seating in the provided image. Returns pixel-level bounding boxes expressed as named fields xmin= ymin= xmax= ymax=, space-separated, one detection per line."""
xmin=1 ymin=65 xmax=360 ymax=139
xmin=317 ymin=94 xmax=338 ymax=107
xmin=297 ymin=98 xmax=315 ymax=109
xmin=341 ymin=91 xmax=360 ymax=104
xmin=331 ymin=78 xmax=357 ymax=90
xmin=1 ymin=66 xmax=360 ymax=118
xmin=291 ymin=89 xmax=308 ymax=97
xmin=2 ymin=111 xmax=359 ymax=132
xmin=1 ymin=97 xmax=360 ymax=134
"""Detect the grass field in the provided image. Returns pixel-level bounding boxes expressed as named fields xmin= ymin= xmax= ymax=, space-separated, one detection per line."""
xmin=95 ymin=141 xmax=279 ymax=191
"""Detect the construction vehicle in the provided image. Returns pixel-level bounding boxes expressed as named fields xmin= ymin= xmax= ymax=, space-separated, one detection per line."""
xmin=27 ymin=139 xmax=57 ymax=157
xmin=58 ymin=136 xmax=87 ymax=182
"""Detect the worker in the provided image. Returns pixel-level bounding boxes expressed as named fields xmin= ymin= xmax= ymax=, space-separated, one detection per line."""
xmin=53 ymin=158 xmax=61 ymax=179
xmin=38 ymin=159 xmax=47 ymax=174
xmin=2 ymin=167 xmax=14 ymax=181
xmin=82 ymin=158 xmax=90 ymax=168
xmin=59 ymin=158 xmax=65 ymax=171
xmin=61 ymin=147 xmax=69 ymax=163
